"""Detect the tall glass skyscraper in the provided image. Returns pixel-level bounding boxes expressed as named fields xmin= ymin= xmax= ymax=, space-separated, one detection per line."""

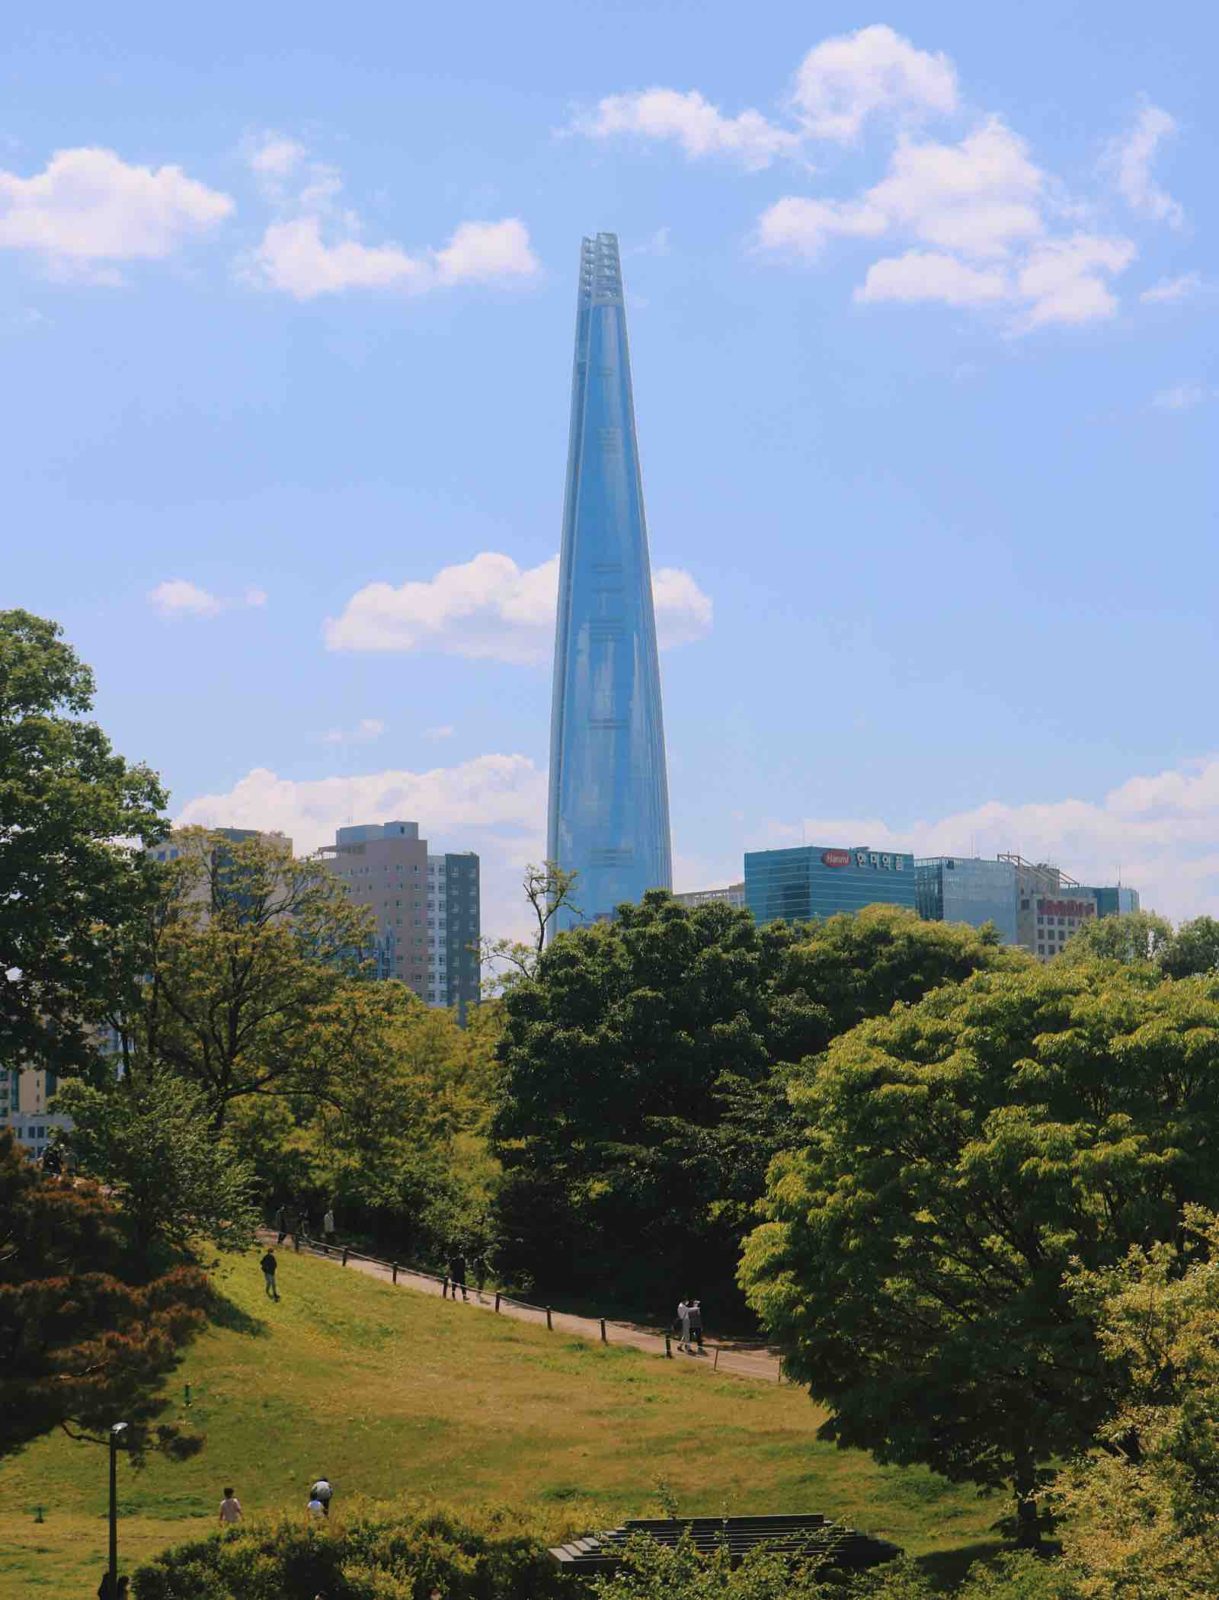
xmin=547 ymin=233 xmax=672 ymax=933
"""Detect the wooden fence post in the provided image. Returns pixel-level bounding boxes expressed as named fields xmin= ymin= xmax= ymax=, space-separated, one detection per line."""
xmin=600 ymin=1318 xmax=607 ymax=1343
xmin=665 ymin=1333 xmax=672 ymax=1359
xmin=713 ymin=1347 xmax=720 ymax=1370
xmin=494 ymin=1292 xmax=501 ymax=1312
xmin=392 ymin=1263 xmax=398 ymax=1284
xmin=546 ymin=1306 xmax=553 ymax=1331
xmin=342 ymin=1248 xmax=349 ymax=1267
xmin=443 ymin=1278 xmax=449 ymax=1299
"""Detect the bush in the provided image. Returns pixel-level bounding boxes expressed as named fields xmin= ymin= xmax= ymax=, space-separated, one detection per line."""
xmin=132 ymin=1502 xmax=579 ymax=1600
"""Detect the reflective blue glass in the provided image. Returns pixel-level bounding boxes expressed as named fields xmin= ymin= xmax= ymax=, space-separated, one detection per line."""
xmin=547 ymin=234 xmax=672 ymax=932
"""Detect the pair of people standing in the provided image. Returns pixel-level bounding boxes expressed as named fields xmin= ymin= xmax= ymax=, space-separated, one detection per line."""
xmin=307 ymin=1476 xmax=333 ymax=1517
xmin=676 ymin=1298 xmax=703 ymax=1353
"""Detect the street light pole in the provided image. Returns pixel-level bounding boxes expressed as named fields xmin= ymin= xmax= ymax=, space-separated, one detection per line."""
xmin=108 ymin=1422 xmax=128 ymax=1596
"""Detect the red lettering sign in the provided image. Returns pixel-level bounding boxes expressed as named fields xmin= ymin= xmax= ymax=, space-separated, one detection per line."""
xmin=821 ymin=850 xmax=851 ymax=868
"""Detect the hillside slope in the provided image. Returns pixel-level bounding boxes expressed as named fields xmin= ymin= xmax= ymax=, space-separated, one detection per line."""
xmin=0 ymin=1247 xmax=995 ymax=1594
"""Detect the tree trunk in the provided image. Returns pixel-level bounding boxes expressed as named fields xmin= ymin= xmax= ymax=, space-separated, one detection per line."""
xmin=1013 ymin=1457 xmax=1041 ymax=1549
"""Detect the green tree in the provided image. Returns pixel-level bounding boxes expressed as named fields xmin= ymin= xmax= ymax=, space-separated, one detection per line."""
xmin=0 ymin=609 xmax=166 ymax=1071
xmin=0 ymin=1131 xmax=210 ymax=1460
xmin=56 ymin=1070 xmax=258 ymax=1255
xmin=1055 ymin=1206 xmax=1219 ymax=1597
xmin=1061 ymin=910 xmax=1174 ymax=965
xmin=1160 ymin=916 xmax=1219 ymax=979
xmin=112 ymin=829 xmax=375 ymax=1125
xmin=741 ymin=960 xmax=1219 ymax=1544
xmin=493 ymin=897 xmax=1008 ymax=1315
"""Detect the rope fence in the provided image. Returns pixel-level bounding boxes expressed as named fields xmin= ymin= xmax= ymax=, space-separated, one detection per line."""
xmin=263 ymin=1230 xmax=782 ymax=1384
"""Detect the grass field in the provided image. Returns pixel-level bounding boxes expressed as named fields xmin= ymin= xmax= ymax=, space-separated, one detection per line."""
xmin=0 ymin=1248 xmax=1001 ymax=1596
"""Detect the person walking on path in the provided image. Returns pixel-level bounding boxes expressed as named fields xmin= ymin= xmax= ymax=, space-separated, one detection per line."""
xmin=323 ymin=1205 xmax=336 ymax=1249
xmin=471 ymin=1252 xmax=487 ymax=1298
xmin=274 ymin=1204 xmax=287 ymax=1244
xmin=448 ymin=1251 xmax=469 ymax=1302
xmin=310 ymin=1476 xmax=333 ymax=1517
xmin=219 ymin=1487 xmax=243 ymax=1526
xmin=677 ymin=1298 xmax=692 ymax=1352
xmin=260 ymin=1248 xmax=280 ymax=1301
xmin=689 ymin=1298 xmax=704 ymax=1351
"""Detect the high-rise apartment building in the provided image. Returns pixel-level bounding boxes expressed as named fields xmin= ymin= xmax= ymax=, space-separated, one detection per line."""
xmin=745 ymin=845 xmax=917 ymax=925
xmin=547 ymin=232 xmax=672 ymax=933
xmin=317 ymin=821 xmax=480 ymax=1016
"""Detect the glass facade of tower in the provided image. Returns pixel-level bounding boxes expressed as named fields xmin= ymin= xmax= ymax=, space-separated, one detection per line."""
xmin=547 ymin=233 xmax=672 ymax=932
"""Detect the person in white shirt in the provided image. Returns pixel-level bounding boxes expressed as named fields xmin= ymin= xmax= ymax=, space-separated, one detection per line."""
xmin=218 ymin=1487 xmax=242 ymax=1526
xmin=676 ymin=1299 xmax=691 ymax=1352
xmin=310 ymin=1476 xmax=333 ymax=1517
xmin=323 ymin=1207 xmax=336 ymax=1247
xmin=307 ymin=1497 xmax=325 ymax=1518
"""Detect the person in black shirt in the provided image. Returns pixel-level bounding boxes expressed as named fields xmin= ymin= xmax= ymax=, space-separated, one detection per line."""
xmin=447 ymin=1251 xmax=468 ymax=1301
xmin=260 ymin=1249 xmax=280 ymax=1300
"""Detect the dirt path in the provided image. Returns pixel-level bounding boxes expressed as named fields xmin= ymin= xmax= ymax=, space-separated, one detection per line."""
xmin=262 ymin=1232 xmax=782 ymax=1384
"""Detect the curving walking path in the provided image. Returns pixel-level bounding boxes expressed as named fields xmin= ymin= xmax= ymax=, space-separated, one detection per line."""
xmin=261 ymin=1231 xmax=782 ymax=1385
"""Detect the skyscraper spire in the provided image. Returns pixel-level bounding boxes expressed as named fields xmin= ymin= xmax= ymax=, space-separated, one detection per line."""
xmin=546 ymin=233 xmax=672 ymax=933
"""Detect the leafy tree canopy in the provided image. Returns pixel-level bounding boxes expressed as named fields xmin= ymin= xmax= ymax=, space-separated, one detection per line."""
xmin=57 ymin=1070 xmax=258 ymax=1255
xmin=493 ymin=896 xmax=1009 ymax=1314
xmin=111 ymin=828 xmax=375 ymax=1124
xmin=0 ymin=609 xmax=166 ymax=1071
xmin=741 ymin=960 xmax=1219 ymax=1541
xmin=1061 ymin=910 xmax=1174 ymax=966
xmin=0 ymin=1131 xmax=210 ymax=1460
xmin=1056 ymin=1205 xmax=1219 ymax=1597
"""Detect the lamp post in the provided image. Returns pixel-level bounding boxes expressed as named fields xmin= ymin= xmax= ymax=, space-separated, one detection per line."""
xmin=108 ymin=1422 xmax=128 ymax=1596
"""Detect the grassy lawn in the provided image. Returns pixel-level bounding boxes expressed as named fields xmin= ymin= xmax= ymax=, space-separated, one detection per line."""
xmin=0 ymin=1249 xmax=999 ymax=1596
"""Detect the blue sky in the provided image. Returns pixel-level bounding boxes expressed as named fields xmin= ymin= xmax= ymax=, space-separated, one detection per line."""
xmin=4 ymin=2 xmax=1215 ymax=935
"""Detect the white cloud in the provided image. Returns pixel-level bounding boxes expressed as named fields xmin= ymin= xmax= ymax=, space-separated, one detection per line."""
xmin=1141 ymin=272 xmax=1203 ymax=304
xmin=756 ymin=194 xmax=887 ymax=259
xmin=1151 ymin=384 xmax=1211 ymax=411
xmin=318 ymin=717 xmax=386 ymax=746
xmin=433 ymin=219 xmax=539 ymax=285
xmin=765 ymin=754 xmax=1219 ymax=923
xmin=253 ymin=215 xmax=433 ymax=298
xmin=242 ymin=135 xmax=540 ymax=300
xmin=1109 ymin=100 xmax=1184 ymax=228
xmin=574 ymin=88 xmax=798 ymax=170
xmin=251 ymin=214 xmax=540 ymax=301
xmin=792 ymin=23 xmax=958 ymax=143
xmin=424 ymin=725 xmax=455 ymax=740
xmin=324 ymin=551 xmax=713 ymax=663
xmin=175 ymin=755 xmax=547 ymax=940
xmin=856 ymin=250 xmax=1009 ymax=306
xmin=148 ymin=579 xmax=266 ymax=618
xmin=0 ymin=147 xmax=232 ymax=270
xmin=1016 ymin=233 xmax=1136 ymax=328
xmin=863 ymin=119 xmax=1045 ymax=259
xmin=248 ymin=134 xmax=307 ymax=180
xmin=760 ymin=121 xmax=1135 ymax=331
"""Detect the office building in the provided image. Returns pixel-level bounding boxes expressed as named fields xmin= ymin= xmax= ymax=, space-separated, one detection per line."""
xmin=674 ymin=883 xmax=746 ymax=911
xmin=547 ymin=232 xmax=672 ymax=933
xmin=426 ymin=852 xmax=481 ymax=1022
xmin=917 ymin=852 xmax=1140 ymax=959
xmin=745 ymin=845 xmax=917 ymax=926
xmin=915 ymin=855 xmax=1020 ymax=945
xmin=317 ymin=821 xmax=480 ymax=1016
